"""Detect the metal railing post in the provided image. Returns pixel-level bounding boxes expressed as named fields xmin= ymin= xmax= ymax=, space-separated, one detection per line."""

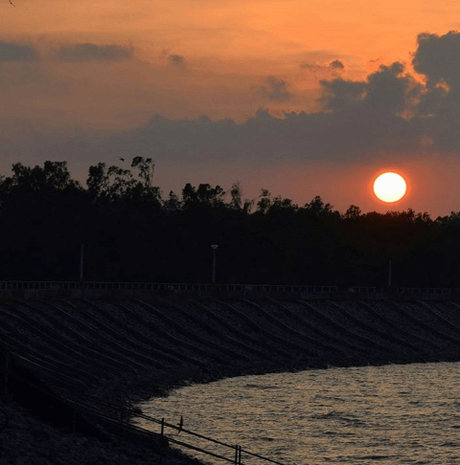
xmin=118 ymin=403 xmax=125 ymax=445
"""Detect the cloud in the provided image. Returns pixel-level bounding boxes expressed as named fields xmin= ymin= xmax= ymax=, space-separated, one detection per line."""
xmin=413 ymin=31 xmax=460 ymax=86
xmin=409 ymin=31 xmax=460 ymax=150
xmin=329 ymin=59 xmax=345 ymax=71
xmin=2 ymin=31 xmax=460 ymax=216
xmin=0 ymin=41 xmax=37 ymax=62
xmin=53 ymin=43 xmax=133 ymax=62
xmin=300 ymin=62 xmax=317 ymax=71
xmin=0 ymin=60 xmax=432 ymax=174
xmin=319 ymin=78 xmax=366 ymax=112
xmin=300 ymin=59 xmax=346 ymax=78
xmin=364 ymin=63 xmax=419 ymax=115
xmin=168 ymin=54 xmax=186 ymax=67
xmin=4 ymin=30 xmax=460 ymax=208
xmin=301 ymin=59 xmax=345 ymax=70
xmin=93 ymin=56 xmax=435 ymax=167
xmin=260 ymin=76 xmax=292 ymax=102
xmin=412 ymin=31 xmax=460 ymax=120
xmin=320 ymin=62 xmax=422 ymax=117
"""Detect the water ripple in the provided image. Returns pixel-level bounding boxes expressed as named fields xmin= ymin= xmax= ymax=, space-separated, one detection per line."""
xmin=136 ymin=362 xmax=460 ymax=465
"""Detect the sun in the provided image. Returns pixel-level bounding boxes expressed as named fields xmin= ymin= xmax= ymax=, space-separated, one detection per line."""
xmin=373 ymin=172 xmax=407 ymax=203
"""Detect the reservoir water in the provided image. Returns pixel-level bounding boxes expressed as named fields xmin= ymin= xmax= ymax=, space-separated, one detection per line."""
xmin=135 ymin=362 xmax=460 ymax=465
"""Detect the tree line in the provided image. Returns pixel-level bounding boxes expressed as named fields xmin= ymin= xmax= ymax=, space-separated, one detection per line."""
xmin=0 ymin=158 xmax=458 ymax=288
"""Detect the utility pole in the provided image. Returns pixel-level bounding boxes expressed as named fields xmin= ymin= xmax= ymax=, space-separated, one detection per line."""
xmin=211 ymin=244 xmax=218 ymax=284
xmin=79 ymin=243 xmax=84 ymax=283
xmin=388 ymin=258 xmax=392 ymax=288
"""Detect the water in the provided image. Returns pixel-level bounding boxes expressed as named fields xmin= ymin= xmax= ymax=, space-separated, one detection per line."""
xmin=135 ymin=362 xmax=460 ymax=465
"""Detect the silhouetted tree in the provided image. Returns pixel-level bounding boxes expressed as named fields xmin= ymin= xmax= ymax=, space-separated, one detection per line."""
xmin=1 ymin=159 xmax=460 ymax=286
xmin=256 ymin=189 xmax=272 ymax=214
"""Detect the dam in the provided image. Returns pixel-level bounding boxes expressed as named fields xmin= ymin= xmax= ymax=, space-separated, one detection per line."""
xmin=2 ymin=281 xmax=460 ymax=463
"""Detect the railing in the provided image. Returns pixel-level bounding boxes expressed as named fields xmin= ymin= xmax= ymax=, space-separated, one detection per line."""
xmin=1 ymin=345 xmax=289 ymax=465
xmin=395 ymin=287 xmax=460 ymax=295
xmin=1 ymin=281 xmax=460 ymax=298
xmin=131 ymin=411 xmax=287 ymax=465
xmin=0 ymin=281 xmax=336 ymax=293
xmin=345 ymin=286 xmax=378 ymax=293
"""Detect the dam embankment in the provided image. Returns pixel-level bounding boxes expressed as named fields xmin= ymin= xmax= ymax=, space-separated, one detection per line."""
xmin=3 ymin=295 xmax=460 ymax=463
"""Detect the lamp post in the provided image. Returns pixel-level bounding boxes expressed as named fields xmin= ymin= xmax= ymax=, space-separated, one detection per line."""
xmin=211 ymin=244 xmax=218 ymax=284
xmin=388 ymin=258 xmax=392 ymax=288
xmin=79 ymin=243 xmax=84 ymax=283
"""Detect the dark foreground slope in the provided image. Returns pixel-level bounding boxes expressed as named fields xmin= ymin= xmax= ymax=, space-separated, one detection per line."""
xmin=2 ymin=297 xmax=460 ymax=463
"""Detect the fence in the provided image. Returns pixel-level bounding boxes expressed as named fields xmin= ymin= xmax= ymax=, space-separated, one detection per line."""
xmin=395 ymin=287 xmax=460 ymax=295
xmin=0 ymin=345 xmax=289 ymax=465
xmin=0 ymin=280 xmax=460 ymax=300
xmin=0 ymin=281 xmax=336 ymax=293
xmin=131 ymin=411 xmax=288 ymax=465
xmin=0 ymin=281 xmax=338 ymax=299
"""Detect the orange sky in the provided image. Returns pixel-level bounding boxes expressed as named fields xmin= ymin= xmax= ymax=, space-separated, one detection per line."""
xmin=3 ymin=0 xmax=460 ymax=216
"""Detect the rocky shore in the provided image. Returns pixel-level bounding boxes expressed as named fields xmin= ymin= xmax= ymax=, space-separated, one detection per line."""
xmin=0 ymin=399 xmax=185 ymax=465
xmin=2 ymin=297 xmax=460 ymax=464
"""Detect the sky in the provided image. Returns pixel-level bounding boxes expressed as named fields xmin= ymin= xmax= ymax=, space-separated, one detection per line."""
xmin=3 ymin=0 xmax=460 ymax=216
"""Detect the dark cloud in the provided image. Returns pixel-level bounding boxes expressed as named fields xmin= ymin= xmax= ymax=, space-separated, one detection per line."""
xmin=300 ymin=62 xmax=318 ymax=70
xmin=260 ymin=76 xmax=292 ymax=102
xmin=168 ymin=54 xmax=186 ymax=67
xmin=412 ymin=31 xmax=460 ymax=120
xmin=5 ymin=30 xmax=460 ymax=196
xmin=300 ymin=59 xmax=345 ymax=76
xmin=53 ymin=43 xmax=133 ymax=62
xmin=364 ymin=63 xmax=419 ymax=114
xmin=102 ymin=60 xmax=430 ymax=166
xmin=320 ymin=62 xmax=421 ymax=115
xmin=413 ymin=31 xmax=460 ymax=86
xmin=100 ymin=106 xmax=407 ymax=167
xmin=319 ymin=79 xmax=366 ymax=111
xmin=0 ymin=41 xmax=37 ymax=62
xmin=329 ymin=59 xmax=345 ymax=70
xmin=410 ymin=31 xmax=460 ymax=149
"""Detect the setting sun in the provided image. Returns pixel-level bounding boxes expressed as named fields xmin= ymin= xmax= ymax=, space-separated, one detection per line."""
xmin=373 ymin=172 xmax=407 ymax=203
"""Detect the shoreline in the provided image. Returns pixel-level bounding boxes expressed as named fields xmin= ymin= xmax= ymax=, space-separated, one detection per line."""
xmin=3 ymin=297 xmax=460 ymax=463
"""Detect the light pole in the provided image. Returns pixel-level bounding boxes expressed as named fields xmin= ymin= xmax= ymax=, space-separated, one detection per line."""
xmin=79 ymin=243 xmax=84 ymax=283
xmin=388 ymin=258 xmax=392 ymax=288
xmin=211 ymin=244 xmax=218 ymax=284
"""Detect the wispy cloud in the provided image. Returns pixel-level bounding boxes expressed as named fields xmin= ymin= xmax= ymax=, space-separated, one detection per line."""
xmin=167 ymin=54 xmax=186 ymax=67
xmin=0 ymin=41 xmax=37 ymax=62
xmin=300 ymin=59 xmax=345 ymax=76
xmin=53 ymin=43 xmax=133 ymax=63
xmin=259 ymin=76 xmax=292 ymax=102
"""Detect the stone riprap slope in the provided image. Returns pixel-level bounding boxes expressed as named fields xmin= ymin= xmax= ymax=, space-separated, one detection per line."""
xmin=2 ymin=297 xmax=460 ymax=463
xmin=3 ymin=297 xmax=460 ymax=403
xmin=0 ymin=399 xmax=184 ymax=465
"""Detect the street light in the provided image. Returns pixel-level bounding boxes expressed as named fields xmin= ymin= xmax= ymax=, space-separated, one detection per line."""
xmin=211 ymin=244 xmax=218 ymax=284
xmin=388 ymin=258 xmax=392 ymax=288
xmin=79 ymin=243 xmax=84 ymax=283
